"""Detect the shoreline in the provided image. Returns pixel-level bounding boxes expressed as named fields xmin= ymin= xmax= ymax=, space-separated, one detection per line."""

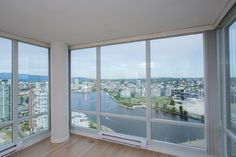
xmin=72 ymin=91 xmax=204 ymax=122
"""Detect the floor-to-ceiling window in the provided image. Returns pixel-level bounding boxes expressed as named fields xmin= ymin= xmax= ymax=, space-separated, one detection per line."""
xmin=0 ymin=37 xmax=13 ymax=148
xmin=150 ymin=34 xmax=205 ymax=148
xmin=0 ymin=37 xmax=49 ymax=150
xmin=70 ymin=33 xmax=204 ymax=148
xmin=100 ymin=41 xmax=146 ymax=137
xmin=18 ymin=42 xmax=49 ymax=139
xmin=226 ymin=20 xmax=236 ymax=157
xmin=70 ymin=48 xmax=97 ymax=129
xmin=216 ymin=4 xmax=236 ymax=156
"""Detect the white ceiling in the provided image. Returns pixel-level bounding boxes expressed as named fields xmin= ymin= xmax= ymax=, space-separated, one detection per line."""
xmin=0 ymin=0 xmax=231 ymax=46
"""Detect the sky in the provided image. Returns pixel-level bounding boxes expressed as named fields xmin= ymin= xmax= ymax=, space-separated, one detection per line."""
xmin=71 ymin=48 xmax=96 ymax=78
xmin=0 ymin=38 xmax=12 ymax=73
xmin=230 ymin=21 xmax=236 ymax=78
xmin=1 ymin=34 xmax=204 ymax=78
xmin=71 ymin=34 xmax=204 ymax=79
xmin=151 ymin=34 xmax=203 ymax=78
xmin=0 ymin=38 xmax=49 ymax=76
xmin=18 ymin=42 xmax=48 ymax=76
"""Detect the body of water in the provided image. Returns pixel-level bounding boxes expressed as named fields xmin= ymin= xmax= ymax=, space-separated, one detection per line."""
xmin=71 ymin=92 xmax=204 ymax=145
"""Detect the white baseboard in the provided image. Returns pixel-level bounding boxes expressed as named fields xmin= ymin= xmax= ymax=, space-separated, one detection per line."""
xmin=23 ymin=131 xmax=51 ymax=149
xmin=70 ymin=127 xmax=98 ymax=139
xmin=148 ymin=140 xmax=215 ymax=157
xmin=51 ymin=134 xmax=70 ymax=143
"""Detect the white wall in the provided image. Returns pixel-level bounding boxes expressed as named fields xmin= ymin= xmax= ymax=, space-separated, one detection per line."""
xmin=50 ymin=41 xmax=69 ymax=143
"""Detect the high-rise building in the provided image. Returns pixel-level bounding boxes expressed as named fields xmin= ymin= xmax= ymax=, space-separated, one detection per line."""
xmin=28 ymin=83 xmax=48 ymax=132
xmin=0 ymin=80 xmax=12 ymax=122
xmin=32 ymin=88 xmax=48 ymax=114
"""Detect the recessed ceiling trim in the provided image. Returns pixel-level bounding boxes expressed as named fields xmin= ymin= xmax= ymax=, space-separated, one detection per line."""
xmin=213 ymin=0 xmax=236 ymax=28
xmin=0 ymin=30 xmax=50 ymax=48
xmin=70 ymin=24 xmax=214 ymax=50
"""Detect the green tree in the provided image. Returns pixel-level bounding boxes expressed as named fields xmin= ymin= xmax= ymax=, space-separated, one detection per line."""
xmin=179 ymin=106 xmax=183 ymax=115
xmin=171 ymin=107 xmax=176 ymax=114
xmin=183 ymin=110 xmax=188 ymax=117
xmin=88 ymin=121 xmax=97 ymax=129
xmin=154 ymin=101 xmax=159 ymax=108
xmin=20 ymin=96 xmax=24 ymax=105
xmin=163 ymin=104 xmax=167 ymax=110
xmin=170 ymin=99 xmax=175 ymax=106
xmin=25 ymin=96 xmax=29 ymax=104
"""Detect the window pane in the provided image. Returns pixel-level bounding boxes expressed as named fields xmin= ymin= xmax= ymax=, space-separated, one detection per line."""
xmin=18 ymin=43 xmax=49 ymax=118
xmin=101 ymin=41 xmax=146 ymax=117
xmin=18 ymin=114 xmax=48 ymax=139
xmin=71 ymin=111 xmax=97 ymax=129
xmin=0 ymin=125 xmax=12 ymax=147
xmin=229 ymin=21 xmax=236 ymax=135
xmin=0 ymin=38 xmax=12 ymax=123
xmin=227 ymin=136 xmax=236 ymax=157
xmin=151 ymin=34 xmax=205 ymax=124
xmin=70 ymin=48 xmax=96 ymax=112
xmin=232 ymin=143 xmax=236 ymax=157
xmin=101 ymin=116 xmax=146 ymax=138
xmin=232 ymin=142 xmax=236 ymax=157
xmin=151 ymin=122 xmax=205 ymax=148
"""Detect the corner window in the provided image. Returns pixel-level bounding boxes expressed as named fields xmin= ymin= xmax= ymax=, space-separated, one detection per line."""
xmin=70 ymin=34 xmax=205 ymax=147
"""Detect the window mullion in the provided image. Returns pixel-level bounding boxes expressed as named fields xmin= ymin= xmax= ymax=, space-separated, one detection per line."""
xmin=18 ymin=112 xmax=49 ymax=122
xmin=12 ymin=40 xmax=19 ymax=144
xmin=96 ymin=46 xmax=101 ymax=132
xmin=146 ymin=40 xmax=151 ymax=143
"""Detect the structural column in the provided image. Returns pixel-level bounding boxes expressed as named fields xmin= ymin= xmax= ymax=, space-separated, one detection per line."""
xmin=50 ymin=41 xmax=69 ymax=143
xmin=204 ymin=30 xmax=220 ymax=156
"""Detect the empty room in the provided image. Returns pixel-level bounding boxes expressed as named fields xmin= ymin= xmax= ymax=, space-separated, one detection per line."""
xmin=0 ymin=0 xmax=236 ymax=157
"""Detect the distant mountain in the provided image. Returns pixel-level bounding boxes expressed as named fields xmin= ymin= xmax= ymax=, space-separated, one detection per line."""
xmin=71 ymin=77 xmax=203 ymax=81
xmin=0 ymin=73 xmax=48 ymax=82
xmin=71 ymin=77 xmax=95 ymax=81
xmin=151 ymin=77 xmax=204 ymax=80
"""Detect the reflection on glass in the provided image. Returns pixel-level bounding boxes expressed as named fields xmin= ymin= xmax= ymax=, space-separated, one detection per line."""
xmin=0 ymin=38 xmax=12 ymax=123
xmin=101 ymin=116 xmax=146 ymax=138
xmin=70 ymin=48 xmax=96 ymax=112
xmin=18 ymin=114 xmax=48 ymax=139
xmin=151 ymin=34 xmax=205 ymax=123
xmin=18 ymin=42 xmax=49 ymax=119
xmin=229 ymin=21 xmax=236 ymax=135
xmin=151 ymin=122 xmax=205 ymax=148
xmin=231 ymin=139 xmax=236 ymax=157
xmin=71 ymin=111 xmax=97 ymax=129
xmin=0 ymin=125 xmax=12 ymax=147
xmin=101 ymin=41 xmax=146 ymax=117
xmin=228 ymin=137 xmax=236 ymax=157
